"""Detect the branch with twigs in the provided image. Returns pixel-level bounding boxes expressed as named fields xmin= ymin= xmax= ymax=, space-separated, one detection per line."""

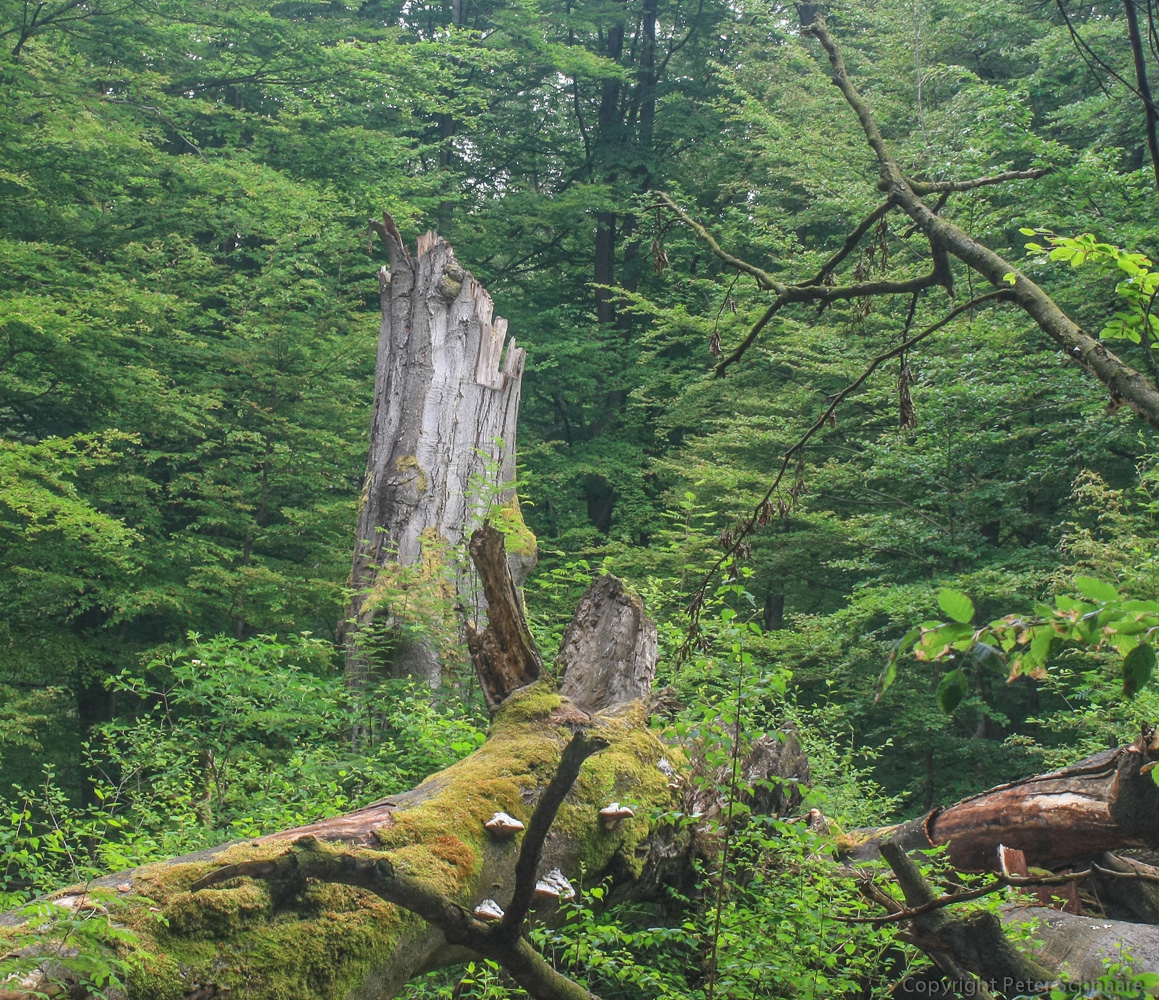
xmin=681 ymin=289 xmax=1014 ymax=636
xmin=659 ymin=12 xmax=1159 ymax=645
xmin=844 ymin=851 xmax=1159 ymax=926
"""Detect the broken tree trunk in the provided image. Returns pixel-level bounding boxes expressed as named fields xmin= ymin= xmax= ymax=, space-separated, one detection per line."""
xmin=0 ymin=529 xmax=686 ymax=1000
xmin=842 ymin=728 xmax=1159 ymax=995
xmin=344 ymin=217 xmax=535 ymax=694
xmin=842 ymin=724 xmax=1159 ymax=871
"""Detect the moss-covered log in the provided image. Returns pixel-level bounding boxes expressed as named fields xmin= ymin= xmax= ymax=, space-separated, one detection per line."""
xmin=0 ymin=684 xmax=684 ymax=1000
xmin=0 ymin=529 xmax=693 ymax=1000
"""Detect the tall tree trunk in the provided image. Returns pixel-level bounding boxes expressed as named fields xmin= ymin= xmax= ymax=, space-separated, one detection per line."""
xmin=344 ymin=217 xmax=534 ymax=706
xmin=1123 ymin=0 xmax=1159 ymax=190
xmin=436 ymin=0 xmax=465 ymax=234
xmin=593 ymin=13 xmax=626 ymax=329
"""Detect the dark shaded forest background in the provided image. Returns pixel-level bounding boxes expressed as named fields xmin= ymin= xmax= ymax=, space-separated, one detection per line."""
xmin=3 ymin=0 xmax=1159 ymax=994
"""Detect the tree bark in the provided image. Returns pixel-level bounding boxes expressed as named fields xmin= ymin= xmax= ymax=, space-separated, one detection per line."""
xmin=0 ymin=536 xmax=684 ymax=1000
xmin=345 ymin=217 xmax=535 ymax=697
xmin=843 ymin=725 xmax=1159 ymax=871
xmin=1122 ymin=0 xmax=1159 ymax=191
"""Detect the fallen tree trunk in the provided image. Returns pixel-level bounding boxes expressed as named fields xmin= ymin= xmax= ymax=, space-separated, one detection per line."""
xmin=873 ymin=843 xmax=1159 ymax=998
xmin=842 ymin=730 xmax=1159 ymax=996
xmin=0 ymin=529 xmax=685 ymax=1000
xmin=842 ymin=724 xmax=1159 ymax=872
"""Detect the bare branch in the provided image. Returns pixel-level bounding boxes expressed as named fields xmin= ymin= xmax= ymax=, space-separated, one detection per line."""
xmin=908 ymin=169 xmax=1048 ymax=195
xmin=691 ymin=290 xmax=1014 ymax=609
xmin=655 ymin=193 xmax=782 ymax=291
xmin=804 ymin=12 xmax=1159 ymax=428
xmin=802 ymin=201 xmax=893 ymax=286
xmin=499 ymin=731 xmax=608 ymax=936
xmin=840 ymin=868 xmax=1093 ymax=925
xmin=714 ymin=268 xmax=945 ymax=375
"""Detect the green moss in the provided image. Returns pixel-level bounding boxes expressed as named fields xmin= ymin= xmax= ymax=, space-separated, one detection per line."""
xmin=61 ymin=687 xmax=686 ymax=1000
xmin=555 ymin=713 xmax=684 ymax=878
xmin=395 ymin=454 xmax=428 ymax=494
xmin=122 ymin=877 xmax=414 ymax=1000
xmin=374 ymin=692 xmax=564 ymax=871
xmin=387 ymin=835 xmax=480 ymax=896
xmin=164 ymin=883 xmax=270 ymax=938
xmin=488 ymin=494 xmax=537 ymax=557
xmin=490 ymin=680 xmax=561 ymax=726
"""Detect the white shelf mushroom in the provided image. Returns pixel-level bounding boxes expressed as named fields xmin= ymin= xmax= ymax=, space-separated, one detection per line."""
xmin=473 ymin=898 xmax=505 ymax=921
xmin=533 ymin=868 xmax=576 ymax=903
xmin=484 ymin=811 xmax=525 ymax=837
xmin=598 ymin=801 xmax=635 ymax=831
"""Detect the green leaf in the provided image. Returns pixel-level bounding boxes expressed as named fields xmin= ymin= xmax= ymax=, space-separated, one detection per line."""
xmin=1123 ymin=643 xmax=1155 ymax=698
xmin=877 ymin=627 xmax=919 ymax=700
xmin=936 ymin=669 xmax=968 ymax=714
xmin=1075 ymin=576 xmax=1119 ymax=603
xmin=937 ymin=589 xmax=974 ymax=624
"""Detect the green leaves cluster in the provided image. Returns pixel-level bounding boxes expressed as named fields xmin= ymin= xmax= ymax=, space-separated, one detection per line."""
xmin=1022 ymin=229 xmax=1159 ymax=344
xmin=884 ymin=578 xmax=1159 ymax=713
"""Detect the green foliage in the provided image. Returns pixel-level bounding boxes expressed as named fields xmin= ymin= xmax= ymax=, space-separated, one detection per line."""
xmin=1021 ymin=230 xmax=1159 ymax=344
xmin=889 ymin=578 xmax=1159 ymax=709
xmin=6 ymin=0 xmax=1159 ymax=993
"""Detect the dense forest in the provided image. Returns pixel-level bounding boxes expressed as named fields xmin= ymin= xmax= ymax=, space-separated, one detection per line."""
xmin=4 ymin=0 xmax=1159 ymax=996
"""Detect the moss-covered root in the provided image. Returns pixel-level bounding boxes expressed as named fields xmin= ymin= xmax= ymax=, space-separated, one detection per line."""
xmin=12 ymin=685 xmax=686 ymax=1000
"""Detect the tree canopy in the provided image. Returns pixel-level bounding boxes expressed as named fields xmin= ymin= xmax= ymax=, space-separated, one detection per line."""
xmin=5 ymin=0 xmax=1159 ymax=996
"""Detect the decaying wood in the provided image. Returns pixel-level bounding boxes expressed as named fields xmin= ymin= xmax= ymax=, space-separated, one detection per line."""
xmin=345 ymin=217 xmax=532 ymax=692
xmin=840 ymin=727 xmax=1159 ymax=996
xmin=881 ymin=841 xmax=1053 ymax=998
xmin=557 ymin=574 xmax=657 ymax=713
xmin=1091 ymin=852 xmax=1159 ymax=924
xmin=464 ymin=524 xmax=543 ymax=711
xmin=1014 ymin=902 xmax=1159 ymax=981
xmin=844 ymin=724 xmax=1159 ymax=871
xmin=190 ymin=733 xmax=610 ymax=1000
xmin=685 ymin=725 xmax=811 ymax=839
xmin=0 ymin=535 xmax=681 ymax=1000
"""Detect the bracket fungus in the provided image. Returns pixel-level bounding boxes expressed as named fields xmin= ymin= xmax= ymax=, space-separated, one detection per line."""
xmin=484 ymin=811 xmax=525 ymax=837
xmin=598 ymin=801 xmax=635 ymax=831
xmin=472 ymin=898 xmax=505 ymax=922
xmin=532 ymin=868 xmax=576 ymax=904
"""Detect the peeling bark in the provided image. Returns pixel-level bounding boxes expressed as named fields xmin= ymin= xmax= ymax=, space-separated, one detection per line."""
xmin=464 ymin=525 xmax=543 ymax=712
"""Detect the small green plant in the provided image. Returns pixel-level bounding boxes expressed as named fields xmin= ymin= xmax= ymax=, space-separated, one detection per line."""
xmin=883 ymin=578 xmax=1159 ymax=716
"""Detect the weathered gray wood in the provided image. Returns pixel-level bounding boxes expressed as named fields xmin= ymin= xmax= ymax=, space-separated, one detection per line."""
xmin=1003 ymin=903 xmax=1159 ymax=984
xmin=557 ymin=575 xmax=657 ymax=713
xmin=345 ymin=217 xmax=533 ymax=692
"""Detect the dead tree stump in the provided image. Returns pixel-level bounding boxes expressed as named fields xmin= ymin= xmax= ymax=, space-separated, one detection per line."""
xmin=344 ymin=217 xmax=534 ymax=695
